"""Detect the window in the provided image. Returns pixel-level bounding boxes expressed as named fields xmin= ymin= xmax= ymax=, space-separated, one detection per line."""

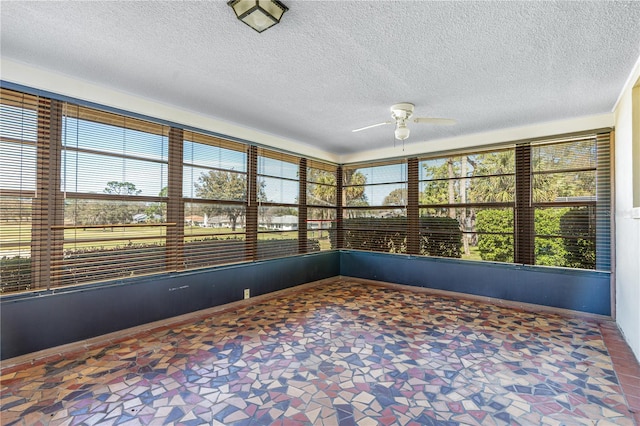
xmin=342 ymin=161 xmax=408 ymax=253
xmin=256 ymin=149 xmax=300 ymax=259
xmin=531 ymin=136 xmax=608 ymax=269
xmin=60 ymin=105 xmax=170 ymax=286
xmin=306 ymin=160 xmax=337 ymax=251
xmin=0 ymin=85 xmax=613 ymax=295
xmin=183 ymin=131 xmax=248 ymax=268
xmin=0 ymin=89 xmax=40 ymax=293
xmin=346 ymin=135 xmax=611 ymax=272
xmin=419 ymin=149 xmax=515 ymax=261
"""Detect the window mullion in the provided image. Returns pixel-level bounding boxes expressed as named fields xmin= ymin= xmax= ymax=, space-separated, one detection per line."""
xmin=32 ymin=98 xmax=64 ymax=290
xmin=407 ymin=158 xmax=419 ymax=255
xmin=246 ymin=146 xmax=258 ymax=261
xmin=515 ymin=144 xmax=534 ymax=265
xmin=298 ymin=158 xmax=308 ymax=254
xmin=167 ymin=127 xmax=184 ymax=272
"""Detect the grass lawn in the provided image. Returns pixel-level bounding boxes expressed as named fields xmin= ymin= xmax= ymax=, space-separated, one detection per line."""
xmin=1 ymin=224 xmax=336 ymax=253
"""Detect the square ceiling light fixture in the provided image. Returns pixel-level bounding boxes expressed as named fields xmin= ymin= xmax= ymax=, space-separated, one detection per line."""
xmin=228 ymin=0 xmax=288 ymax=33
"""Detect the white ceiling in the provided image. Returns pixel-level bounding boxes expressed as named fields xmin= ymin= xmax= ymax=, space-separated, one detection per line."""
xmin=1 ymin=1 xmax=640 ymax=160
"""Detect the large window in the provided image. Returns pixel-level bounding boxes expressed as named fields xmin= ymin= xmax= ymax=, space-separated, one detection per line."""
xmin=530 ymin=136 xmax=608 ymax=270
xmin=0 ymin=89 xmax=39 ymax=293
xmin=0 ymin=86 xmax=613 ymax=295
xmin=256 ymin=149 xmax=300 ymax=259
xmin=342 ymin=135 xmax=610 ymax=271
xmin=419 ymin=149 xmax=515 ymax=261
xmin=1 ymin=88 xmax=346 ymax=294
xmin=306 ymin=160 xmax=337 ymax=251
xmin=183 ymin=132 xmax=248 ymax=268
xmin=60 ymin=105 xmax=170 ymax=286
xmin=342 ymin=161 xmax=408 ymax=253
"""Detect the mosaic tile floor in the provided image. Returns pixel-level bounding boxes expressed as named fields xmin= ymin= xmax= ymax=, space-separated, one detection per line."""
xmin=1 ymin=280 xmax=637 ymax=425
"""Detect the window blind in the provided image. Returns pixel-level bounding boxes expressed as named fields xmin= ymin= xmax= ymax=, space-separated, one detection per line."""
xmin=530 ymin=135 xmax=610 ymax=270
xmin=183 ymin=131 xmax=248 ymax=269
xmin=306 ymin=159 xmax=337 ymax=252
xmin=58 ymin=105 xmax=171 ymax=286
xmin=256 ymin=148 xmax=301 ymax=259
xmin=419 ymin=148 xmax=516 ymax=261
xmin=0 ymin=85 xmax=613 ymax=295
xmin=342 ymin=160 xmax=408 ymax=253
xmin=0 ymin=89 xmax=42 ymax=293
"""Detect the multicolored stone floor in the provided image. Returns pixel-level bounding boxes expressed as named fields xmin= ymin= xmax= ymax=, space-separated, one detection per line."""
xmin=1 ymin=279 xmax=639 ymax=425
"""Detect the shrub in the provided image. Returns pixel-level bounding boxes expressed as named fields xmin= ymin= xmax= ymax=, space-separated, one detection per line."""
xmin=560 ymin=207 xmax=595 ymax=269
xmin=337 ymin=217 xmax=462 ymax=258
xmin=419 ymin=216 xmax=463 ymax=258
xmin=475 ymin=209 xmax=514 ymax=262
xmin=0 ymin=256 xmax=31 ymax=293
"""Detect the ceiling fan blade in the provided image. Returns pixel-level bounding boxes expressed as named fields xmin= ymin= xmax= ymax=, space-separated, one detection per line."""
xmin=352 ymin=121 xmax=393 ymax=132
xmin=413 ymin=117 xmax=457 ymax=125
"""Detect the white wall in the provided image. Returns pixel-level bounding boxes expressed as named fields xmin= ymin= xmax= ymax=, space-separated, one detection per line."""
xmin=613 ymin=57 xmax=640 ymax=361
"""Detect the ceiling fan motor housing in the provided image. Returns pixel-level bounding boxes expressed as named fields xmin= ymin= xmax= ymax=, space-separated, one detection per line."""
xmin=391 ymin=103 xmax=414 ymax=140
xmin=390 ymin=103 xmax=415 ymax=121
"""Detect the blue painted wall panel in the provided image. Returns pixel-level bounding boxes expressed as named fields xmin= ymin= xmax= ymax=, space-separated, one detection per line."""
xmin=0 ymin=252 xmax=339 ymax=360
xmin=340 ymin=251 xmax=610 ymax=316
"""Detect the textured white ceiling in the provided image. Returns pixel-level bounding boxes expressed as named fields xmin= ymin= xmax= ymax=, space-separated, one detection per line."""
xmin=1 ymin=1 xmax=639 ymax=157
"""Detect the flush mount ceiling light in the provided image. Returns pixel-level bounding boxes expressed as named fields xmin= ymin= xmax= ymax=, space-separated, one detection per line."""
xmin=228 ymin=0 xmax=288 ymax=33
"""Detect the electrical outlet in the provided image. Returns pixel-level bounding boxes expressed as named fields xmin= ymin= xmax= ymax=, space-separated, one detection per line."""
xmin=243 ymin=288 xmax=250 ymax=299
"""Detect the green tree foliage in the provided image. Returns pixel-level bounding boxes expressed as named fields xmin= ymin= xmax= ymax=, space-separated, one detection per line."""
xmin=343 ymin=170 xmax=368 ymax=210
xmin=560 ymin=207 xmax=595 ymax=269
xmin=104 ymin=181 xmax=142 ymax=196
xmin=195 ymin=170 xmax=265 ymax=231
xmin=534 ymin=208 xmax=569 ymax=267
xmin=69 ymin=181 xmax=145 ymax=226
xmin=100 ymin=182 xmax=143 ymax=225
xmin=468 ymin=151 xmax=515 ymax=203
xmin=532 ymin=140 xmax=596 ymax=202
xmin=421 ymin=151 xmax=515 ymax=256
xmin=383 ymin=188 xmax=408 ymax=206
xmin=0 ymin=256 xmax=31 ymax=293
xmin=0 ymin=197 xmax=31 ymax=222
xmin=475 ymin=209 xmax=514 ymax=262
xmin=307 ymin=168 xmax=336 ymax=207
xmin=419 ymin=216 xmax=463 ymax=258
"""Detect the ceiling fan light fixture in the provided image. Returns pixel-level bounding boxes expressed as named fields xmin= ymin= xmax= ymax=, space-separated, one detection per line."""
xmin=395 ymin=124 xmax=410 ymax=141
xmin=228 ymin=0 xmax=288 ymax=33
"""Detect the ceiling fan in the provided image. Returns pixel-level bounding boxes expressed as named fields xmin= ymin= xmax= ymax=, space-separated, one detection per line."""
xmin=352 ymin=103 xmax=456 ymax=141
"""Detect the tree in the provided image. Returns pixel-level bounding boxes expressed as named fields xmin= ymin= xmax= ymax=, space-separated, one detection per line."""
xmin=145 ymin=187 xmax=167 ymax=222
xmin=96 ymin=182 xmax=144 ymax=225
xmin=383 ymin=188 xmax=408 ymax=206
xmin=343 ymin=170 xmax=368 ymax=218
xmin=104 ymin=181 xmax=142 ymax=196
xmin=195 ymin=171 xmax=265 ymax=231
xmin=467 ymin=151 xmax=515 ymax=203
xmin=422 ymin=151 xmax=517 ymax=259
xmin=66 ymin=182 xmax=144 ymax=226
xmin=307 ymin=169 xmax=336 ymax=207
